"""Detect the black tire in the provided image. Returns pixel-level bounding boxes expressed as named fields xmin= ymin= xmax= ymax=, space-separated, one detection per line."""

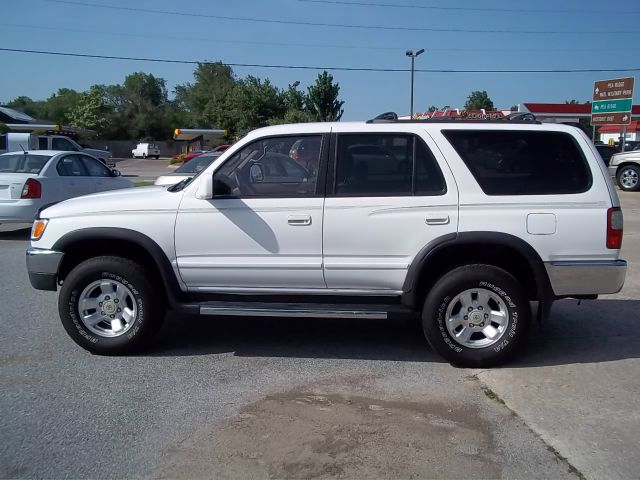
xmin=154 ymin=155 xmax=160 ymax=159
xmin=58 ymin=256 xmax=164 ymax=355
xmin=422 ymin=264 xmax=531 ymax=368
xmin=616 ymin=164 xmax=640 ymax=192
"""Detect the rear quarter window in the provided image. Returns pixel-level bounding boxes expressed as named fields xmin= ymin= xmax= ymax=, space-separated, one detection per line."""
xmin=443 ymin=130 xmax=592 ymax=195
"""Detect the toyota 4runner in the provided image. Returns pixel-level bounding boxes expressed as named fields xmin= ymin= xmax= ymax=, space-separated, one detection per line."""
xmin=26 ymin=114 xmax=627 ymax=367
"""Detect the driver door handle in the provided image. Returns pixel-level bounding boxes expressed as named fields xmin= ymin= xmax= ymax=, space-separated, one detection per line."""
xmin=288 ymin=215 xmax=312 ymax=226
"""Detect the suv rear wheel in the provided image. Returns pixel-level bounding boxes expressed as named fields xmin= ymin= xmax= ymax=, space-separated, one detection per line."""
xmin=59 ymin=256 xmax=164 ymax=354
xmin=617 ymin=164 xmax=640 ymax=191
xmin=422 ymin=264 xmax=531 ymax=367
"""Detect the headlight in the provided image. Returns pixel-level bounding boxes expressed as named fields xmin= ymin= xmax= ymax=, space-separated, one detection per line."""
xmin=31 ymin=219 xmax=49 ymax=241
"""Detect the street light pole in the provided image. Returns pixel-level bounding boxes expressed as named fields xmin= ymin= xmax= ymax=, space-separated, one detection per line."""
xmin=405 ymin=49 xmax=424 ymax=119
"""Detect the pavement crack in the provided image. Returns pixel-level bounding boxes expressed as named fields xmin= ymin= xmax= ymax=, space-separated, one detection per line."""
xmin=477 ymin=380 xmax=587 ymax=480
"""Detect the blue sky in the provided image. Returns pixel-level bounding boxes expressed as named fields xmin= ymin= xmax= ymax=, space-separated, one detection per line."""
xmin=1 ymin=0 xmax=639 ymax=121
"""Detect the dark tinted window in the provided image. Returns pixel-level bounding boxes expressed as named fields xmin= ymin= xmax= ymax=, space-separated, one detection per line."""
xmin=81 ymin=155 xmax=112 ymax=177
xmin=52 ymin=137 xmax=76 ymax=151
xmin=38 ymin=137 xmax=48 ymax=150
xmin=335 ymin=134 xmax=445 ymax=196
xmin=443 ymin=130 xmax=591 ymax=195
xmin=213 ymin=135 xmax=322 ymax=198
xmin=57 ymin=154 xmax=88 ymax=176
xmin=0 ymin=135 xmax=7 ymax=150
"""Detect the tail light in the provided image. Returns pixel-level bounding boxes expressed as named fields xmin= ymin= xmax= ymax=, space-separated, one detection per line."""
xmin=607 ymin=207 xmax=623 ymax=249
xmin=21 ymin=178 xmax=41 ymax=199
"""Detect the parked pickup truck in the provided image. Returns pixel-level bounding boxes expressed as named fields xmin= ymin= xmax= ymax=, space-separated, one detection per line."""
xmin=26 ymin=113 xmax=627 ymax=367
xmin=0 ymin=133 xmax=112 ymax=166
xmin=609 ymin=150 xmax=640 ymax=191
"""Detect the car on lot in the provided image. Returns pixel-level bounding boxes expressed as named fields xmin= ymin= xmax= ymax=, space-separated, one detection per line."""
xmin=154 ymin=152 xmax=222 ymax=186
xmin=132 ymin=143 xmax=161 ymax=159
xmin=595 ymin=144 xmax=618 ymax=166
xmin=1 ymin=132 xmax=112 ymax=165
xmin=609 ymin=150 xmax=640 ymax=191
xmin=172 ymin=151 xmax=207 ymax=163
xmin=0 ymin=150 xmax=132 ymax=223
xmin=26 ymin=115 xmax=626 ymax=367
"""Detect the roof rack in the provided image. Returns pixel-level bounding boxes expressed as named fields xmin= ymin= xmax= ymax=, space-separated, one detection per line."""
xmin=366 ymin=111 xmax=540 ymax=124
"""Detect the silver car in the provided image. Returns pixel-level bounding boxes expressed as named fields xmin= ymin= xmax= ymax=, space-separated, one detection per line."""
xmin=609 ymin=151 xmax=640 ymax=192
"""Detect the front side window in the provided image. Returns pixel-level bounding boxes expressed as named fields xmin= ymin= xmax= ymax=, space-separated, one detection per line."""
xmin=443 ymin=130 xmax=592 ymax=195
xmin=38 ymin=137 xmax=48 ymax=150
xmin=81 ymin=155 xmax=112 ymax=177
xmin=52 ymin=137 xmax=76 ymax=151
xmin=213 ymin=135 xmax=322 ymax=198
xmin=56 ymin=154 xmax=88 ymax=176
xmin=334 ymin=134 xmax=446 ymax=196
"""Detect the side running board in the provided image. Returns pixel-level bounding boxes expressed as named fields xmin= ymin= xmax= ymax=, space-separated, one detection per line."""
xmin=198 ymin=301 xmax=413 ymax=319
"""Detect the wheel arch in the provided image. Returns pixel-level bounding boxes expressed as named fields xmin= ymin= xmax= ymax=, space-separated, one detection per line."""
xmin=53 ymin=227 xmax=184 ymax=308
xmin=402 ymin=232 xmax=553 ymax=310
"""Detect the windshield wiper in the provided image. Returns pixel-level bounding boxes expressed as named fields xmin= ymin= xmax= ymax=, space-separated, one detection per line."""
xmin=167 ymin=176 xmax=193 ymax=192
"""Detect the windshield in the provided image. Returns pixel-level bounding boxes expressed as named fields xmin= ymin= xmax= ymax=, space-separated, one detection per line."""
xmin=175 ymin=154 xmax=220 ymax=174
xmin=0 ymin=154 xmax=52 ymax=174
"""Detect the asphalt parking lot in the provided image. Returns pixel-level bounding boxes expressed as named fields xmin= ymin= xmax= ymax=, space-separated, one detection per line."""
xmin=0 ymin=164 xmax=638 ymax=478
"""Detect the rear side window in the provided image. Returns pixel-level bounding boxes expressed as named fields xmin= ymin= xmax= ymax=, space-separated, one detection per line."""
xmin=443 ymin=130 xmax=592 ymax=195
xmin=334 ymin=134 xmax=446 ymax=196
xmin=0 ymin=135 xmax=6 ymax=150
xmin=0 ymin=154 xmax=51 ymax=173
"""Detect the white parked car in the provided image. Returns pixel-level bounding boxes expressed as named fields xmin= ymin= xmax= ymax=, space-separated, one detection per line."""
xmin=154 ymin=152 xmax=222 ymax=186
xmin=132 ymin=143 xmax=161 ymax=159
xmin=0 ymin=150 xmax=133 ymax=223
xmin=608 ymin=150 xmax=640 ymax=191
xmin=27 ymin=115 xmax=626 ymax=367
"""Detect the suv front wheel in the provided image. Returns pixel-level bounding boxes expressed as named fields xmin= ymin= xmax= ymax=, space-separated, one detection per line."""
xmin=422 ymin=264 xmax=531 ymax=367
xmin=59 ymin=256 xmax=164 ymax=354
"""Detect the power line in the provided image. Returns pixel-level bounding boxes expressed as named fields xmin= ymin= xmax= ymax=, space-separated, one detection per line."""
xmin=2 ymin=47 xmax=640 ymax=74
xmin=45 ymin=0 xmax=638 ymax=35
xmin=298 ymin=0 xmax=640 ymax=15
xmin=0 ymin=23 xmax=617 ymax=54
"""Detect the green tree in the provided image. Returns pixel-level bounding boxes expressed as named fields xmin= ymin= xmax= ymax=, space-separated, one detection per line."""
xmin=306 ymin=71 xmax=344 ymax=121
xmin=43 ymin=88 xmax=81 ymax=123
xmin=0 ymin=122 xmax=9 ymax=134
xmin=464 ymin=90 xmax=494 ymax=110
xmin=5 ymin=96 xmax=46 ymax=119
xmin=67 ymin=86 xmax=111 ymax=133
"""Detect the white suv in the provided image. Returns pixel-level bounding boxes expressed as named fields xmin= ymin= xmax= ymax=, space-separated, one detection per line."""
xmin=26 ymin=115 xmax=627 ymax=367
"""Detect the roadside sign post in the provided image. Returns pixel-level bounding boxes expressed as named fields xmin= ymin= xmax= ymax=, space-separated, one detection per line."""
xmin=591 ymin=77 xmax=634 ymax=149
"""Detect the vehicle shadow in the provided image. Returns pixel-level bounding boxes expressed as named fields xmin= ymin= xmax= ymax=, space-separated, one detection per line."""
xmin=147 ymin=299 xmax=640 ymax=367
xmin=0 ymin=226 xmax=31 ymax=240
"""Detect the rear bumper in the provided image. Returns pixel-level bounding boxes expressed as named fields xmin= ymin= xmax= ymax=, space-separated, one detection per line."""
xmin=0 ymin=200 xmax=39 ymax=223
xmin=26 ymin=247 xmax=64 ymax=291
xmin=545 ymin=260 xmax=627 ymax=296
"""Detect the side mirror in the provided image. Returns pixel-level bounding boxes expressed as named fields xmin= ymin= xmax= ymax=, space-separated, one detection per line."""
xmin=195 ymin=174 xmax=213 ymax=199
xmin=249 ymin=163 xmax=264 ymax=183
xmin=111 ymin=169 xmax=121 ymax=177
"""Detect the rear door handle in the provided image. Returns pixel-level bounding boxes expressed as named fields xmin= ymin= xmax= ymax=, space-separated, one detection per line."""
xmin=426 ymin=215 xmax=450 ymax=225
xmin=288 ymin=215 xmax=312 ymax=226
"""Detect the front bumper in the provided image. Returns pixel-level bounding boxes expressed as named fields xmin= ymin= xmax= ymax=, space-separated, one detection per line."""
xmin=545 ymin=260 xmax=627 ymax=297
xmin=26 ymin=247 xmax=64 ymax=291
xmin=608 ymin=165 xmax=618 ymax=179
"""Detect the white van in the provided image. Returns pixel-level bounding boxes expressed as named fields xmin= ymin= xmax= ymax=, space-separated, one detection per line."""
xmin=132 ymin=142 xmax=160 ymax=159
xmin=0 ymin=133 xmax=112 ymax=165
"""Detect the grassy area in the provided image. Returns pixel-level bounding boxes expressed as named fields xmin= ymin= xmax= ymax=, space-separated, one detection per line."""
xmin=134 ymin=181 xmax=155 ymax=187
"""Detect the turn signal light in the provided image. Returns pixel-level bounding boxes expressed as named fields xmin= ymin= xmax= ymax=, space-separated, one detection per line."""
xmin=606 ymin=207 xmax=623 ymax=249
xmin=21 ymin=178 xmax=42 ymax=199
xmin=31 ymin=219 xmax=48 ymax=241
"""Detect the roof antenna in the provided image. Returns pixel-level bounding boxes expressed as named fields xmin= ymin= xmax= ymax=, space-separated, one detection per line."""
xmin=18 ymin=144 xmax=26 ymax=153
